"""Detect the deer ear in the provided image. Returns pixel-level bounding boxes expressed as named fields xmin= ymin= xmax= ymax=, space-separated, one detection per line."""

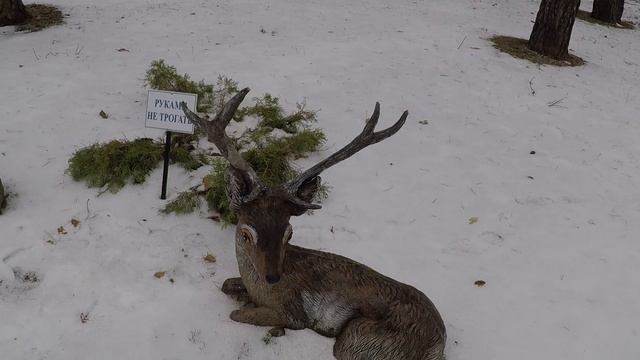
xmin=288 ymin=176 xmax=321 ymax=216
xmin=225 ymin=168 xmax=254 ymax=211
xmin=297 ymin=176 xmax=321 ymax=203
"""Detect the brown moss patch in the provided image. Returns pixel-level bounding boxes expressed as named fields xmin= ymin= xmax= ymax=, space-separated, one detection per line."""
xmin=16 ymin=4 xmax=64 ymax=32
xmin=489 ymin=35 xmax=584 ymax=67
xmin=576 ymin=10 xmax=635 ymax=30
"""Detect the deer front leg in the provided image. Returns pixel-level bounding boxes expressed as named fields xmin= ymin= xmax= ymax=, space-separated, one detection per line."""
xmin=222 ymin=277 xmax=247 ymax=295
xmin=222 ymin=277 xmax=251 ymax=303
xmin=230 ymin=306 xmax=287 ymax=327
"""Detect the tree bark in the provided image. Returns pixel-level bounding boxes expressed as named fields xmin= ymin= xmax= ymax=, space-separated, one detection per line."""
xmin=0 ymin=0 xmax=29 ymax=27
xmin=591 ymin=0 xmax=625 ymax=23
xmin=528 ymin=0 xmax=581 ymax=60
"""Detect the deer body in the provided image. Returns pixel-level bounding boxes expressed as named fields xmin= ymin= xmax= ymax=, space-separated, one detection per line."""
xmin=235 ymin=242 xmax=446 ymax=360
xmin=181 ymin=89 xmax=446 ymax=360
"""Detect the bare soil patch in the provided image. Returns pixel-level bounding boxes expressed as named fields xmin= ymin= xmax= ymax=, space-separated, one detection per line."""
xmin=490 ymin=35 xmax=584 ymax=67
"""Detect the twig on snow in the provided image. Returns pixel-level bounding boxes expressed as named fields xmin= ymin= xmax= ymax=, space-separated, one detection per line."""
xmin=529 ymin=77 xmax=536 ymax=96
xmin=85 ymin=198 xmax=96 ymax=220
xmin=547 ymin=96 xmax=567 ymax=107
xmin=457 ymin=35 xmax=467 ymax=49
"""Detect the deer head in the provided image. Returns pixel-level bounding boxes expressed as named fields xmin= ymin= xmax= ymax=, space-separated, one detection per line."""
xmin=182 ymin=89 xmax=407 ymax=284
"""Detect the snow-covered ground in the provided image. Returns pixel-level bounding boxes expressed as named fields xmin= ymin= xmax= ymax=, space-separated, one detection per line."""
xmin=1 ymin=0 xmax=640 ymax=359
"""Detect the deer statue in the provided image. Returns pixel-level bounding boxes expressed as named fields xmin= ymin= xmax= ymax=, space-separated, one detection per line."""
xmin=181 ymin=89 xmax=446 ymax=360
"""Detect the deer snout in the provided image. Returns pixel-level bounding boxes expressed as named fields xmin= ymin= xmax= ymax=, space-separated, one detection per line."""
xmin=265 ymin=274 xmax=281 ymax=284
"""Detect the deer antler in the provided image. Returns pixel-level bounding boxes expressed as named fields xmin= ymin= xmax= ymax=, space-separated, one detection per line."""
xmin=284 ymin=102 xmax=408 ymax=209
xmin=181 ymin=88 xmax=264 ymax=203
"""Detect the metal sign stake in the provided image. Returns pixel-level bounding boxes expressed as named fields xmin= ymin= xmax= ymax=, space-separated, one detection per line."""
xmin=160 ymin=131 xmax=172 ymax=200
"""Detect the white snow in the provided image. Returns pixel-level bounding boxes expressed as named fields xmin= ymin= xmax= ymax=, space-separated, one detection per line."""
xmin=1 ymin=0 xmax=640 ymax=359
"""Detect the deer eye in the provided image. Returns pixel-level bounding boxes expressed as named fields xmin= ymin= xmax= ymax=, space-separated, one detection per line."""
xmin=239 ymin=226 xmax=257 ymax=244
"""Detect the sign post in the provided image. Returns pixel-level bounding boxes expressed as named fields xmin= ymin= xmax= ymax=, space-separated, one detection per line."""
xmin=145 ymin=90 xmax=198 ymax=199
xmin=160 ymin=131 xmax=172 ymax=200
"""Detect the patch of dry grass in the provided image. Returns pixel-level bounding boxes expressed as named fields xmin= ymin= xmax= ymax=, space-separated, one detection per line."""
xmin=489 ymin=35 xmax=584 ymax=67
xmin=16 ymin=4 xmax=64 ymax=32
xmin=576 ymin=10 xmax=635 ymax=30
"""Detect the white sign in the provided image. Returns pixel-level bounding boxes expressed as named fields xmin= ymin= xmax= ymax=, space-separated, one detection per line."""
xmin=145 ymin=90 xmax=198 ymax=134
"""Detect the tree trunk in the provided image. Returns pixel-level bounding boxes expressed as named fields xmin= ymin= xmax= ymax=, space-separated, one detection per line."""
xmin=0 ymin=177 xmax=6 ymax=213
xmin=0 ymin=0 xmax=29 ymax=27
xmin=591 ymin=0 xmax=624 ymax=23
xmin=528 ymin=0 xmax=581 ymax=60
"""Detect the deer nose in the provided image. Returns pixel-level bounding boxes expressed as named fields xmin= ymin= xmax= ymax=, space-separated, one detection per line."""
xmin=265 ymin=275 xmax=280 ymax=284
